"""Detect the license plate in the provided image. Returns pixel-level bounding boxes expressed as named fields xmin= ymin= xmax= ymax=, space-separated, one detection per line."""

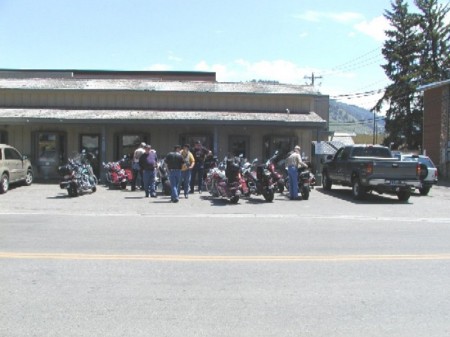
xmin=386 ymin=180 xmax=402 ymax=185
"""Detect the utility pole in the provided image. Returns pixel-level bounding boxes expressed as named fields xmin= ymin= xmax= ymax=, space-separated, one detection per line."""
xmin=304 ymin=72 xmax=322 ymax=86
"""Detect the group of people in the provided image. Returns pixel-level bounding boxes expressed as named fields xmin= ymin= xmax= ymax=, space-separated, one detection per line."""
xmin=130 ymin=140 xmax=212 ymax=203
xmin=130 ymin=141 xmax=307 ymax=202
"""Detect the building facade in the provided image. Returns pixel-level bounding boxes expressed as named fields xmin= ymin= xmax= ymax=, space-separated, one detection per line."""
xmin=420 ymin=79 xmax=450 ymax=178
xmin=0 ymin=70 xmax=329 ymax=180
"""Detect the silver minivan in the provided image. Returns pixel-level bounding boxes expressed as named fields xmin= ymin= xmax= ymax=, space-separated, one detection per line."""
xmin=0 ymin=144 xmax=34 ymax=193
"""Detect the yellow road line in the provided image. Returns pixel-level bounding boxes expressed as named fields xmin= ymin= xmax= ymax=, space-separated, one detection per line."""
xmin=1 ymin=252 xmax=450 ymax=262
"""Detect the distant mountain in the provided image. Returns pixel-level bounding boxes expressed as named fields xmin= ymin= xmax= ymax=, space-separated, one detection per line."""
xmin=329 ymin=100 xmax=385 ymax=135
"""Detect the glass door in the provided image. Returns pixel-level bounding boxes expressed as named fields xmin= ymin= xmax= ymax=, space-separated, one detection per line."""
xmin=80 ymin=134 xmax=101 ymax=178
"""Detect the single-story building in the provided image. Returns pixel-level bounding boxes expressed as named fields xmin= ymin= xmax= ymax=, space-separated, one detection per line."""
xmin=419 ymin=79 xmax=450 ymax=178
xmin=0 ymin=69 xmax=330 ymax=180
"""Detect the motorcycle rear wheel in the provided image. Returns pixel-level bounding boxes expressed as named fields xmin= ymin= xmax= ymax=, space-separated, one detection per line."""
xmin=277 ymin=180 xmax=285 ymax=193
xmin=301 ymin=187 xmax=310 ymax=200
xmin=229 ymin=195 xmax=239 ymax=204
xmin=263 ymin=189 xmax=274 ymax=202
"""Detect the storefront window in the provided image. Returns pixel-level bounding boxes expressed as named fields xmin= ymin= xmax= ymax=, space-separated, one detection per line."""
xmin=180 ymin=134 xmax=212 ymax=150
xmin=117 ymin=134 xmax=147 ymax=159
xmin=0 ymin=131 xmax=7 ymax=144
xmin=229 ymin=136 xmax=249 ymax=157
xmin=263 ymin=135 xmax=297 ymax=160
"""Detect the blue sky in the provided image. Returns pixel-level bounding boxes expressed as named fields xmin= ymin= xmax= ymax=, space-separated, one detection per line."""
xmin=0 ymin=0 xmax=448 ymax=111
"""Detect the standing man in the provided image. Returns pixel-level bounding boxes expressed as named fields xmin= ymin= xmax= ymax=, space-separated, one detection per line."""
xmin=131 ymin=142 xmax=146 ymax=191
xmin=180 ymin=144 xmax=195 ymax=199
xmin=165 ymin=145 xmax=184 ymax=203
xmin=285 ymin=145 xmax=306 ymax=200
xmin=139 ymin=144 xmax=158 ymax=198
xmin=190 ymin=140 xmax=211 ymax=194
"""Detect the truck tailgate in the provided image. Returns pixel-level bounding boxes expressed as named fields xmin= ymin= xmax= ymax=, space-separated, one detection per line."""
xmin=371 ymin=160 xmax=418 ymax=180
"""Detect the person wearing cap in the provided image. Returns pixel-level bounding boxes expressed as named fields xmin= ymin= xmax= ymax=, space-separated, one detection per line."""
xmin=180 ymin=144 xmax=195 ymax=199
xmin=165 ymin=145 xmax=184 ymax=203
xmin=190 ymin=140 xmax=212 ymax=194
xmin=131 ymin=142 xmax=146 ymax=191
xmin=285 ymin=145 xmax=307 ymax=200
xmin=139 ymin=144 xmax=158 ymax=197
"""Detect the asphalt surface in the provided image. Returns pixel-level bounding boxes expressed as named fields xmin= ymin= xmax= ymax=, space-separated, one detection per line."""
xmin=1 ymin=181 xmax=450 ymax=336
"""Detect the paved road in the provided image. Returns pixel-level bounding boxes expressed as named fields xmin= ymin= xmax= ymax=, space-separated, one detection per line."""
xmin=1 ymin=183 xmax=450 ymax=336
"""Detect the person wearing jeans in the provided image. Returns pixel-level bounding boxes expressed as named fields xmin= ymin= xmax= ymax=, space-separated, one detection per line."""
xmin=165 ymin=145 xmax=184 ymax=203
xmin=139 ymin=144 xmax=158 ymax=197
xmin=285 ymin=145 xmax=306 ymax=200
xmin=180 ymin=144 xmax=195 ymax=198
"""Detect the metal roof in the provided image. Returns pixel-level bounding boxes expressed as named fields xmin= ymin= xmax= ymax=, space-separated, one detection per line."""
xmin=0 ymin=78 xmax=322 ymax=95
xmin=0 ymin=108 xmax=326 ymax=126
xmin=417 ymin=79 xmax=450 ymax=91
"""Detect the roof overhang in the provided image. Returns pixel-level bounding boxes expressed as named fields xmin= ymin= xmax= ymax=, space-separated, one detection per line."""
xmin=0 ymin=108 xmax=327 ymax=128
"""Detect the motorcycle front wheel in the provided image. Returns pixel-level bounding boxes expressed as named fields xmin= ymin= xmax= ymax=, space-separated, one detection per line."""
xmin=68 ymin=184 xmax=78 ymax=197
xmin=229 ymin=195 xmax=239 ymax=204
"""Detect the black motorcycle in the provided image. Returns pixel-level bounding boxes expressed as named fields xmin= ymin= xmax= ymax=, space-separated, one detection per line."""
xmin=156 ymin=159 xmax=171 ymax=196
xmin=58 ymin=152 xmax=98 ymax=197
xmin=241 ymin=158 xmax=275 ymax=202
xmin=284 ymin=164 xmax=315 ymax=200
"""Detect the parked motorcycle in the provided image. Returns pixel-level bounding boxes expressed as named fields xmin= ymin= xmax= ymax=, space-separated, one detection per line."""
xmin=241 ymin=158 xmax=275 ymax=202
xmin=284 ymin=163 xmax=315 ymax=200
xmin=58 ymin=152 xmax=98 ymax=197
xmin=156 ymin=159 xmax=171 ymax=196
xmin=265 ymin=150 xmax=285 ymax=193
xmin=204 ymin=156 xmax=242 ymax=204
xmin=102 ymin=156 xmax=133 ymax=189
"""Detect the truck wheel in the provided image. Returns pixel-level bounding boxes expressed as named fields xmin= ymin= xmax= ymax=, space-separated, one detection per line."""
xmin=352 ymin=179 xmax=366 ymax=200
xmin=322 ymin=172 xmax=332 ymax=190
xmin=397 ymin=190 xmax=411 ymax=202
xmin=419 ymin=186 xmax=430 ymax=196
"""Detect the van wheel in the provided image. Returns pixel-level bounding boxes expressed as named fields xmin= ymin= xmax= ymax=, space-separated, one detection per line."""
xmin=0 ymin=173 xmax=9 ymax=194
xmin=24 ymin=169 xmax=34 ymax=186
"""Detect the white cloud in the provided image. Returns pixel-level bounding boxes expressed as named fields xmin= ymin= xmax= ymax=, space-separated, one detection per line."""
xmin=195 ymin=59 xmax=320 ymax=84
xmin=354 ymin=16 xmax=390 ymax=42
xmin=145 ymin=63 xmax=172 ymax=71
xmin=295 ymin=11 xmax=363 ymax=23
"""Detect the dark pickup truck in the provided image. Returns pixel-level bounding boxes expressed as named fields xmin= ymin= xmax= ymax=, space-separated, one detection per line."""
xmin=321 ymin=144 xmax=421 ymax=201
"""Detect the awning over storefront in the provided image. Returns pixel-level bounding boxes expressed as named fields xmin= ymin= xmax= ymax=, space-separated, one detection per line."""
xmin=0 ymin=108 xmax=327 ymax=127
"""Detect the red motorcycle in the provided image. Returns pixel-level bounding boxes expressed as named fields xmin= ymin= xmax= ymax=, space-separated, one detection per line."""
xmin=205 ymin=156 xmax=242 ymax=204
xmin=102 ymin=156 xmax=133 ymax=189
xmin=265 ymin=150 xmax=285 ymax=193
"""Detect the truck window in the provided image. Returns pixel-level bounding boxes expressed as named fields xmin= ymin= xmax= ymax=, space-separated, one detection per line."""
xmin=352 ymin=147 xmax=391 ymax=158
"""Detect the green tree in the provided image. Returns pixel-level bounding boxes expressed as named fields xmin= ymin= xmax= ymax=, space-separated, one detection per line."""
xmin=375 ymin=0 xmax=422 ymax=150
xmin=415 ymin=0 xmax=450 ymax=84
